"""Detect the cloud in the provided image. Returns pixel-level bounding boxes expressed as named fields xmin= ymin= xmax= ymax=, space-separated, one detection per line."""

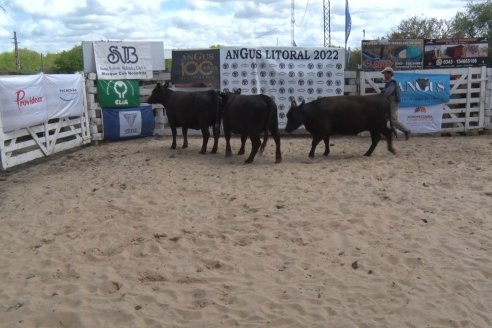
xmin=0 ymin=0 xmax=470 ymax=55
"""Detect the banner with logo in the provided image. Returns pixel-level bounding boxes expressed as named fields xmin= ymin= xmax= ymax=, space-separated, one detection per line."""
xmin=97 ymin=80 xmax=140 ymax=108
xmin=0 ymin=74 xmax=48 ymax=132
xmin=424 ymin=38 xmax=488 ymax=68
xmin=395 ymin=72 xmax=450 ymax=133
xmin=102 ymin=105 xmax=154 ymax=140
xmin=93 ymin=41 xmax=153 ymax=80
xmin=397 ymin=104 xmax=447 ymax=134
xmin=395 ymin=72 xmax=450 ymax=107
xmin=220 ymin=47 xmax=345 ymax=128
xmin=171 ymin=49 xmax=220 ymax=88
xmin=44 ymin=74 xmax=85 ymax=119
xmin=362 ymin=39 xmax=424 ymax=71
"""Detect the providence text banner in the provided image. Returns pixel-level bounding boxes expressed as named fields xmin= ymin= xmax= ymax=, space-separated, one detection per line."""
xmin=0 ymin=74 xmax=48 ymax=132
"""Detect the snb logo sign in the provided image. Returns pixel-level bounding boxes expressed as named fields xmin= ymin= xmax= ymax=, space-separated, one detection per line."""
xmin=107 ymin=46 xmax=139 ymax=64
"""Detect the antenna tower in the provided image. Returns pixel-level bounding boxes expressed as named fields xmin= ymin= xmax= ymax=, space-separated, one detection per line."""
xmin=323 ymin=0 xmax=331 ymax=47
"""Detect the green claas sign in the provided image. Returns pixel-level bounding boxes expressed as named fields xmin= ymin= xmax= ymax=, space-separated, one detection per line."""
xmin=97 ymin=80 xmax=140 ymax=108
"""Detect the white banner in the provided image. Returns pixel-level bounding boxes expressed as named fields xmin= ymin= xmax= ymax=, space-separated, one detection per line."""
xmin=93 ymin=41 xmax=153 ymax=80
xmin=0 ymin=73 xmax=85 ymax=133
xmin=0 ymin=74 xmax=48 ymax=132
xmin=398 ymin=104 xmax=446 ymax=134
xmin=44 ymin=74 xmax=85 ymax=119
xmin=220 ymin=47 xmax=345 ymax=128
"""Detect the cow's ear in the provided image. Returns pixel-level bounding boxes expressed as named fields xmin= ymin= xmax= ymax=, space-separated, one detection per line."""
xmin=156 ymin=82 xmax=161 ymax=88
xmin=291 ymin=100 xmax=297 ymax=108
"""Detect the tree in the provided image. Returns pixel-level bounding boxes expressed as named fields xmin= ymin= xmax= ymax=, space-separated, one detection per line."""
xmin=386 ymin=16 xmax=453 ymax=39
xmin=450 ymin=0 xmax=492 ymax=63
xmin=347 ymin=48 xmax=361 ymax=70
xmin=52 ymin=45 xmax=83 ymax=73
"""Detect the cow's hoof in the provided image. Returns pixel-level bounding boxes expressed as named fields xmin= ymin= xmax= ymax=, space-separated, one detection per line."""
xmin=275 ymin=158 xmax=282 ymax=164
xmin=199 ymin=150 xmax=206 ymax=155
xmin=238 ymin=150 xmax=245 ymax=155
xmin=244 ymin=160 xmax=253 ymax=164
xmin=171 ymin=145 xmax=177 ymax=150
xmin=211 ymin=148 xmax=218 ymax=154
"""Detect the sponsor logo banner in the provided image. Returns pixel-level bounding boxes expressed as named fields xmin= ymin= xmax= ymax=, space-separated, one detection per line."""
xmin=171 ymin=49 xmax=220 ymax=88
xmin=0 ymin=73 xmax=85 ymax=132
xmin=219 ymin=47 xmax=345 ymax=128
xmin=399 ymin=104 xmax=445 ymax=134
xmin=395 ymin=72 xmax=450 ymax=133
xmin=394 ymin=72 xmax=450 ymax=107
xmin=102 ymin=105 xmax=154 ymax=140
xmin=362 ymin=39 xmax=424 ymax=71
xmin=97 ymin=80 xmax=140 ymax=108
xmin=93 ymin=41 xmax=153 ymax=80
xmin=424 ymin=38 xmax=488 ymax=68
xmin=44 ymin=74 xmax=85 ymax=119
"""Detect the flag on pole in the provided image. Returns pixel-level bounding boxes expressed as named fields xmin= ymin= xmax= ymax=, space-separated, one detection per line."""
xmin=345 ymin=0 xmax=352 ymax=46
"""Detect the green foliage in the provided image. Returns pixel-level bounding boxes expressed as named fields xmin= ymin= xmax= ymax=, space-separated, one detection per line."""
xmin=0 ymin=48 xmax=45 ymax=74
xmin=0 ymin=45 xmax=82 ymax=74
xmin=451 ymin=0 xmax=492 ymax=37
xmin=386 ymin=1 xmax=491 ymax=66
xmin=347 ymin=48 xmax=361 ymax=70
xmin=52 ymin=45 xmax=83 ymax=73
xmin=451 ymin=0 xmax=492 ymax=63
xmin=386 ymin=16 xmax=452 ymax=39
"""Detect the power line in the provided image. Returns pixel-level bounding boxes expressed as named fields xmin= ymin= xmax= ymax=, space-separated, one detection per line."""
xmin=294 ymin=0 xmax=310 ymax=27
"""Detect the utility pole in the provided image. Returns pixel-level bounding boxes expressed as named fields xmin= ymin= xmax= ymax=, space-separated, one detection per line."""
xmin=13 ymin=31 xmax=20 ymax=70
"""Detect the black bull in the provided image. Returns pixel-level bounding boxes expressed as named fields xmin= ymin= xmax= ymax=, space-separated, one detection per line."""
xmin=147 ymin=83 xmax=221 ymax=154
xmin=285 ymin=95 xmax=396 ymax=157
xmin=219 ymin=92 xmax=282 ymax=164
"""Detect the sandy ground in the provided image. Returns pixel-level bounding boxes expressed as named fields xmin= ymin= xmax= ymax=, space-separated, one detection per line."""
xmin=0 ymin=134 xmax=491 ymax=328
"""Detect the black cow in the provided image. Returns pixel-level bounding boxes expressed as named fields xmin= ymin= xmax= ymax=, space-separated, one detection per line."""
xmin=285 ymin=95 xmax=395 ymax=157
xmin=219 ymin=92 xmax=282 ymax=164
xmin=147 ymin=83 xmax=220 ymax=154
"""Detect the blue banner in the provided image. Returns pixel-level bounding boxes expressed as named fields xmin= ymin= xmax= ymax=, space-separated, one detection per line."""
xmin=394 ymin=72 xmax=450 ymax=107
xmin=102 ymin=105 xmax=155 ymax=140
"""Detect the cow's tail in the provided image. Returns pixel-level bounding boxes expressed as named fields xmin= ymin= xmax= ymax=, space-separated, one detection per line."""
xmin=215 ymin=92 xmax=223 ymax=132
xmin=260 ymin=96 xmax=276 ymax=154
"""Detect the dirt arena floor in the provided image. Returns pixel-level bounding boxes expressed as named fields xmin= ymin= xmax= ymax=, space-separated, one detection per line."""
xmin=0 ymin=134 xmax=491 ymax=327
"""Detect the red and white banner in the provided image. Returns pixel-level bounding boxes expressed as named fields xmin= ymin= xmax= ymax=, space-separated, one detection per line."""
xmin=220 ymin=47 xmax=345 ymax=128
xmin=0 ymin=74 xmax=85 ymax=133
xmin=0 ymin=74 xmax=48 ymax=132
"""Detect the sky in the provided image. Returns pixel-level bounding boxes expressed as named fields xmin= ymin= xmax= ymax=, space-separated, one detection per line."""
xmin=0 ymin=0 xmax=471 ymax=58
